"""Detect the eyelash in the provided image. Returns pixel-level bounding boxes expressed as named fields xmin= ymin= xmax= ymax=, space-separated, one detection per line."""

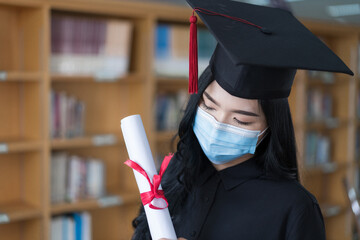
xmin=201 ymin=102 xmax=215 ymax=111
xmin=233 ymin=118 xmax=252 ymax=126
xmin=201 ymin=102 xmax=252 ymax=126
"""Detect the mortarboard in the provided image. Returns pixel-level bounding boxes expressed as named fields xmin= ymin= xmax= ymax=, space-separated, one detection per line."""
xmin=186 ymin=0 xmax=354 ymax=99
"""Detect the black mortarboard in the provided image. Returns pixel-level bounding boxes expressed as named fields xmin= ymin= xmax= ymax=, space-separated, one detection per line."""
xmin=186 ymin=0 xmax=354 ymax=99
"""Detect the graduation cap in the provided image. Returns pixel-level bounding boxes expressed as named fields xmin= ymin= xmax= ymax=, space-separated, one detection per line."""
xmin=187 ymin=0 xmax=354 ymax=99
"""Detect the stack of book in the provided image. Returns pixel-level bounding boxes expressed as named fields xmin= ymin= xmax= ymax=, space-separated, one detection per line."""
xmin=305 ymin=131 xmax=331 ymax=167
xmin=155 ymin=90 xmax=188 ymax=131
xmin=51 ymin=212 xmax=91 ymax=240
xmin=154 ymin=23 xmax=217 ymax=77
xmin=50 ymin=90 xmax=86 ymax=139
xmin=51 ymin=152 xmax=105 ymax=204
xmin=51 ymin=13 xmax=133 ymax=79
xmin=306 ymin=89 xmax=333 ymax=122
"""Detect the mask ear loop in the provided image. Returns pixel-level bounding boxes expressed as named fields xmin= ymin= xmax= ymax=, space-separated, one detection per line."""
xmin=256 ymin=127 xmax=269 ymax=147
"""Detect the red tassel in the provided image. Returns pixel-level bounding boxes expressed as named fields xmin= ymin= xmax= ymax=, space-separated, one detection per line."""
xmin=189 ymin=13 xmax=198 ymax=94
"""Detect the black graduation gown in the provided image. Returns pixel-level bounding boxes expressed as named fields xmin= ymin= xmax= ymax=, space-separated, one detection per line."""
xmin=174 ymin=156 xmax=326 ymax=240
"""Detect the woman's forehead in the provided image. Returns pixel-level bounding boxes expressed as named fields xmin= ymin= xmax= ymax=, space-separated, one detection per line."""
xmin=204 ymin=80 xmax=261 ymax=113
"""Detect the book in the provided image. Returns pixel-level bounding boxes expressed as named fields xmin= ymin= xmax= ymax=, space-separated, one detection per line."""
xmin=50 ymin=90 xmax=86 ymax=139
xmin=51 ymin=152 xmax=106 ymax=203
xmin=155 ymin=90 xmax=188 ymax=131
xmin=306 ymin=88 xmax=333 ymax=122
xmin=305 ymin=131 xmax=331 ymax=167
xmin=51 ymin=212 xmax=91 ymax=240
xmin=154 ymin=23 xmax=217 ymax=78
xmin=51 ymin=13 xmax=133 ymax=78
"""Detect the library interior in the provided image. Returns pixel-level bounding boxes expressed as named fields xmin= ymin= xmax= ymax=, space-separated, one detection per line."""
xmin=0 ymin=0 xmax=359 ymax=239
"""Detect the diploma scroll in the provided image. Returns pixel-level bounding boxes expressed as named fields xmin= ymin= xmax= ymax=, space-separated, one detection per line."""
xmin=121 ymin=115 xmax=177 ymax=240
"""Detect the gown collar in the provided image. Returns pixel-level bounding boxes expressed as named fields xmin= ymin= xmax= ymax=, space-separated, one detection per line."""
xmin=198 ymin=155 xmax=265 ymax=191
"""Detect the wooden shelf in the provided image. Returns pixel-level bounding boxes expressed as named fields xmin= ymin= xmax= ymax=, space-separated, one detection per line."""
xmin=0 ymin=201 xmax=41 ymax=223
xmin=0 ymin=140 xmax=42 ymax=154
xmin=51 ymin=193 xmax=139 ymax=215
xmin=51 ymin=134 xmax=123 ymax=150
xmin=0 ymin=0 xmax=357 ymax=239
xmin=0 ymin=72 xmax=42 ymax=82
xmin=51 ymin=73 xmax=143 ymax=84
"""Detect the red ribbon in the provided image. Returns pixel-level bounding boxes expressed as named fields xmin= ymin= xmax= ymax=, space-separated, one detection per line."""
xmin=124 ymin=154 xmax=173 ymax=210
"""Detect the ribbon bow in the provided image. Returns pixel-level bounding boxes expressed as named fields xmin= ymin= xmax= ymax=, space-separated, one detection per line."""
xmin=124 ymin=154 xmax=173 ymax=210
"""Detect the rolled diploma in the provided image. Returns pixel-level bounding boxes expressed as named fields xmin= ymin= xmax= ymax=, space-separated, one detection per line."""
xmin=121 ymin=114 xmax=177 ymax=240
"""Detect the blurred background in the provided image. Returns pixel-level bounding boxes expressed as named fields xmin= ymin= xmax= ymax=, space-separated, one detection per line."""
xmin=0 ymin=0 xmax=359 ymax=239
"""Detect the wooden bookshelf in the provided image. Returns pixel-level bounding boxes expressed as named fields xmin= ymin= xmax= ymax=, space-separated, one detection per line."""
xmin=0 ymin=0 xmax=358 ymax=239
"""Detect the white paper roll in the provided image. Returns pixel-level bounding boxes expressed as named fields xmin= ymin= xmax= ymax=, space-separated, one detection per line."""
xmin=121 ymin=114 xmax=177 ymax=240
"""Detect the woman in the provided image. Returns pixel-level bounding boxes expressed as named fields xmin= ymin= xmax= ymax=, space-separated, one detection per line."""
xmin=131 ymin=0 xmax=353 ymax=239
xmin=133 ymin=66 xmax=323 ymax=240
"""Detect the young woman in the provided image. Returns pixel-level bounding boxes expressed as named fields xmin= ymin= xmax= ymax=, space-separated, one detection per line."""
xmin=132 ymin=66 xmax=324 ymax=240
xmin=129 ymin=0 xmax=353 ymax=239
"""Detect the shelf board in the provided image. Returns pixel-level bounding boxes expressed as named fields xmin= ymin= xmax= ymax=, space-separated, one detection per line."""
xmin=320 ymin=204 xmax=344 ymax=218
xmin=0 ymin=140 xmax=42 ymax=154
xmin=51 ymin=134 xmax=123 ymax=150
xmin=0 ymin=71 xmax=42 ymax=82
xmin=306 ymin=76 xmax=350 ymax=86
xmin=304 ymin=162 xmax=338 ymax=174
xmin=51 ymin=193 xmax=139 ymax=215
xmin=305 ymin=118 xmax=349 ymax=130
xmin=0 ymin=201 xmax=41 ymax=223
xmin=51 ymin=73 xmax=142 ymax=84
xmin=303 ymin=161 xmax=349 ymax=174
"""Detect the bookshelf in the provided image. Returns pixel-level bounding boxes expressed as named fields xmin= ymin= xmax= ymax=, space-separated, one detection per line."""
xmin=0 ymin=0 xmax=358 ymax=239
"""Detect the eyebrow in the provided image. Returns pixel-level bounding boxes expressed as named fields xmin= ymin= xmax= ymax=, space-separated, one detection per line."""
xmin=203 ymin=91 xmax=260 ymax=117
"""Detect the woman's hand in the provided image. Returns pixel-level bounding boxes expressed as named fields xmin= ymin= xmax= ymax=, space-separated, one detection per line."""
xmin=159 ymin=238 xmax=187 ymax=240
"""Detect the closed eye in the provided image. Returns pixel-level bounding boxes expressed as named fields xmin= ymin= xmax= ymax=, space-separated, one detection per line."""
xmin=233 ymin=117 xmax=252 ymax=126
xmin=201 ymin=102 xmax=215 ymax=111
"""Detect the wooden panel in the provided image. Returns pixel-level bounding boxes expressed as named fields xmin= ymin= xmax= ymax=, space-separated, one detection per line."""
xmin=0 ymin=83 xmax=21 ymax=140
xmin=0 ymin=218 xmax=42 ymax=240
xmin=91 ymin=202 xmax=139 ymax=240
xmin=0 ymin=155 xmax=21 ymax=202
xmin=0 ymin=82 xmax=41 ymax=141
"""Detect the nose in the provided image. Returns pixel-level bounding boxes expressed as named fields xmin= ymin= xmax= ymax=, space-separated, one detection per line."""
xmin=213 ymin=111 xmax=227 ymax=124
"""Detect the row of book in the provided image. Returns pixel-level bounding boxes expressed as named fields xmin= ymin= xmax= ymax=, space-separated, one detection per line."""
xmin=51 ymin=212 xmax=91 ymax=240
xmin=305 ymin=131 xmax=331 ymax=167
xmin=51 ymin=13 xmax=132 ymax=78
xmin=306 ymin=88 xmax=333 ymax=122
xmin=155 ymin=24 xmax=217 ymax=78
xmin=155 ymin=90 xmax=188 ymax=131
xmin=51 ymin=152 xmax=105 ymax=204
xmin=50 ymin=90 xmax=86 ymax=139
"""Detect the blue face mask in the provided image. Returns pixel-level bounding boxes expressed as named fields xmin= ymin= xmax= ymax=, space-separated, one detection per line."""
xmin=193 ymin=107 xmax=268 ymax=165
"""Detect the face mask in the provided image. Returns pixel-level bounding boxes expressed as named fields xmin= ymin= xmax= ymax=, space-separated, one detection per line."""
xmin=193 ymin=106 xmax=268 ymax=165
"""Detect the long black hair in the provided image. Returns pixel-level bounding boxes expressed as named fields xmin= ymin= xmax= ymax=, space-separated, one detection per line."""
xmin=131 ymin=66 xmax=299 ymax=239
